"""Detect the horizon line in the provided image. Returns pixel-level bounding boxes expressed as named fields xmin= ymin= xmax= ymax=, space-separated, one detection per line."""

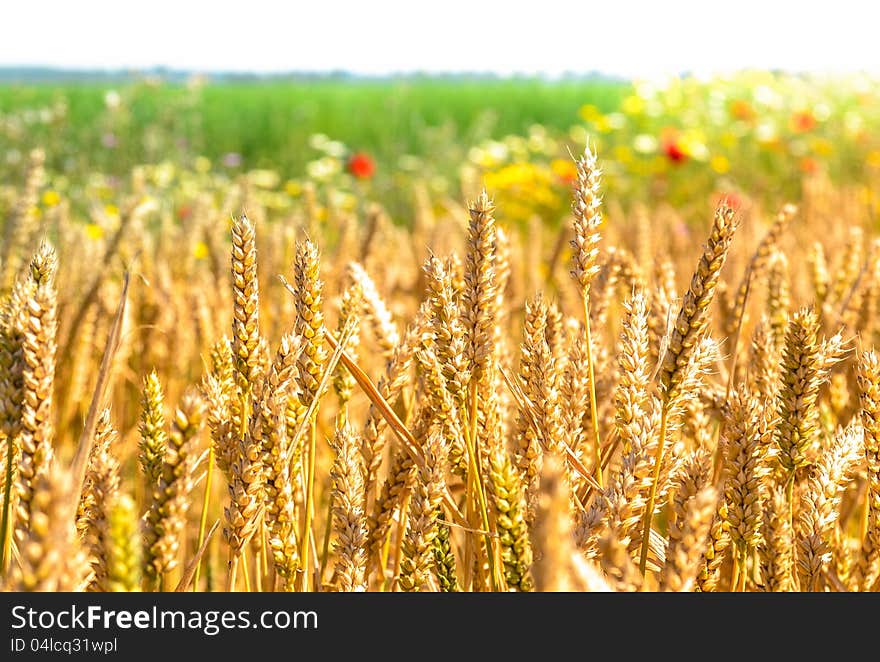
xmin=2 ymin=65 xmax=878 ymax=84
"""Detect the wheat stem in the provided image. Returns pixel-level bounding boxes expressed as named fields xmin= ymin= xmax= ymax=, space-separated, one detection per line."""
xmin=638 ymin=405 xmax=669 ymax=575
xmin=466 ymin=380 xmax=500 ymax=591
xmin=193 ymin=446 xmax=215 ymax=590
xmin=583 ymin=299 xmax=603 ymax=488
xmin=300 ymin=417 xmax=317 ymax=590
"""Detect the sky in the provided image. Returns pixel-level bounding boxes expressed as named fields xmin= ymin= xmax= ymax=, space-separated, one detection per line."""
xmin=3 ymin=1 xmax=880 ymax=78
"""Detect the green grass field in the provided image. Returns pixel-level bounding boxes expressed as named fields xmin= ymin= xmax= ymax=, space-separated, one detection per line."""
xmin=0 ymin=77 xmax=628 ymax=176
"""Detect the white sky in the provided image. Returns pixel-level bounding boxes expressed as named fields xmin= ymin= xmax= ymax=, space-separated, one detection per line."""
xmin=3 ymin=1 xmax=880 ymax=78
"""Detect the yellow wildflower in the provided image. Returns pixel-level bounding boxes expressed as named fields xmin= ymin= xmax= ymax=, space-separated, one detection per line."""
xmin=710 ymin=155 xmax=730 ymax=174
xmin=41 ymin=190 xmax=61 ymax=207
xmin=622 ymin=95 xmax=645 ymax=116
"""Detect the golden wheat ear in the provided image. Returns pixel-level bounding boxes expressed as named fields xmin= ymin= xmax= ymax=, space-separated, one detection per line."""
xmin=488 ymin=448 xmax=533 ymax=592
xmin=77 ymin=408 xmax=121 ymax=592
xmin=855 ymin=349 xmax=880 ymax=590
xmin=660 ymin=485 xmax=718 ymax=592
xmin=231 ymin=213 xmax=261 ymax=409
xmin=10 ymin=461 xmax=89 ymax=592
xmin=138 ymin=370 xmax=168 ymax=487
xmin=14 ymin=242 xmax=59 ymax=546
xmin=638 ymin=203 xmax=739 ymax=576
xmin=759 ymin=486 xmax=794 ymax=592
xmin=105 ymin=494 xmax=143 ymax=593
xmin=329 ymin=425 xmax=368 ymax=592
xmin=569 ymin=145 xmax=605 ymax=489
xmin=145 ymin=389 xmax=205 ymax=590
xmin=795 ymin=423 xmax=861 ymax=591
xmin=398 ymin=434 xmax=447 ymax=592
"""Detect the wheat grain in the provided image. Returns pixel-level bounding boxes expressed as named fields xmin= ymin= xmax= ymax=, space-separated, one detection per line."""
xmin=138 ymin=370 xmax=168 ymax=486
xmin=145 ymin=389 xmax=204 ymax=586
xmin=660 ymin=485 xmax=718 ymax=592
xmin=330 ymin=425 xmax=368 ymax=592
xmin=488 ymin=448 xmax=533 ymax=591
xmin=78 ymin=409 xmax=121 ymax=592
xmin=14 ymin=245 xmax=58 ymax=544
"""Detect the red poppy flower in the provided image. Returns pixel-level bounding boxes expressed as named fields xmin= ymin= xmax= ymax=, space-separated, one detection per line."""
xmin=663 ymin=140 xmax=687 ymax=164
xmin=347 ymin=152 xmax=376 ymax=179
xmin=791 ymin=111 xmax=817 ymax=133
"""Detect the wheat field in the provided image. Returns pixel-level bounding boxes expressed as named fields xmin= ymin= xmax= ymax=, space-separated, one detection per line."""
xmin=1 ymin=131 xmax=879 ymax=593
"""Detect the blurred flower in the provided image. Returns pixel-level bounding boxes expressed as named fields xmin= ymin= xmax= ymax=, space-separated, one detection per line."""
xmin=593 ymin=116 xmax=613 ymax=133
xmin=483 ymin=162 xmax=563 ymax=225
xmin=578 ymin=104 xmax=603 ymax=123
xmin=150 ymin=162 xmax=176 ymax=188
xmin=323 ymin=140 xmax=346 ymax=158
xmin=222 ymin=152 xmax=242 ymax=168
xmin=347 ymin=152 xmax=376 ymax=179
xmin=754 ymin=85 xmax=781 ymax=109
xmin=550 ymin=159 xmax=577 ymax=184
xmin=101 ymin=133 xmax=118 ymax=149
xmin=608 ymin=113 xmax=626 ymax=129
xmin=714 ymin=191 xmax=742 ymax=210
xmin=306 ymin=156 xmax=341 ymax=181
xmin=810 ymin=138 xmax=834 ymax=157
xmin=285 ymin=180 xmax=303 ymax=196
xmin=844 ymin=111 xmax=864 ymax=137
xmin=663 ymin=141 xmax=687 ymax=163
xmin=621 ymin=95 xmax=645 ymax=115
xmin=799 ymin=156 xmax=819 ymax=174
xmin=264 ymin=192 xmax=292 ymax=211
xmin=867 ymin=150 xmax=880 ymax=169
xmin=719 ymin=131 xmax=738 ymax=149
xmin=194 ymin=156 xmax=212 ymax=173
xmin=468 ymin=140 xmax=510 ymax=168
xmin=679 ymin=129 xmax=708 ymax=161
xmin=308 ymin=133 xmax=330 ymax=150
xmin=503 ymin=135 xmax=530 ymax=160
xmin=790 ymin=110 xmax=817 ymax=133
xmin=660 ymin=128 xmax=687 ymax=164
xmin=104 ymin=90 xmax=121 ymax=110
xmin=729 ymin=99 xmax=755 ymax=122
xmin=710 ymin=155 xmax=730 ymax=174
xmin=329 ymin=189 xmax=357 ymax=211
xmin=489 ymin=140 xmax=511 ymax=162
xmin=41 ymin=190 xmax=61 ymax=207
xmin=249 ymin=169 xmax=280 ymax=189
xmin=813 ymin=103 xmax=831 ymax=121
xmin=193 ymin=241 xmax=209 ymax=260
xmin=85 ymin=223 xmax=104 ymax=240
xmin=633 ymin=134 xmax=658 ymax=154
xmin=755 ymin=121 xmax=779 ymax=146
